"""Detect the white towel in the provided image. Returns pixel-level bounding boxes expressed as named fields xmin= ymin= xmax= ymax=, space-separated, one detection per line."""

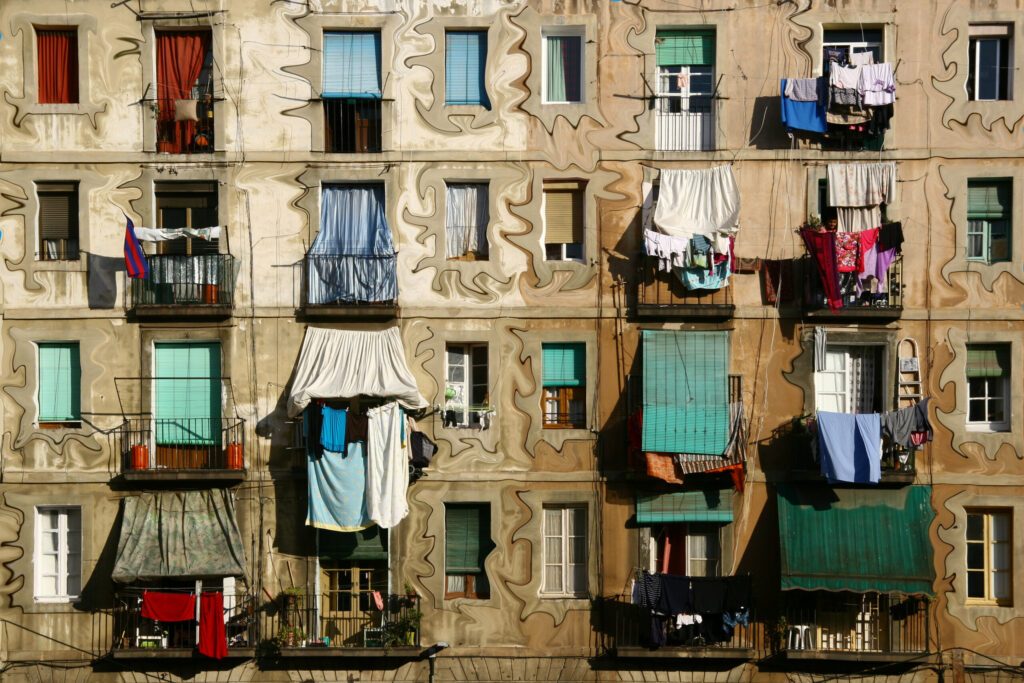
xmin=366 ymin=402 xmax=409 ymax=529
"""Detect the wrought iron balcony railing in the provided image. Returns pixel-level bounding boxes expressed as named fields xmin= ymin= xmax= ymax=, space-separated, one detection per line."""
xmin=119 ymin=416 xmax=245 ymax=474
xmin=263 ymin=591 xmax=421 ymax=651
xmin=301 ymin=253 xmax=398 ymax=310
xmin=129 ymin=254 xmax=235 ymax=312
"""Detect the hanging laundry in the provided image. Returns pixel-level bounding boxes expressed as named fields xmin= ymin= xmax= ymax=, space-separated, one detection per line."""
xmin=829 ymin=64 xmax=862 ymax=107
xmin=878 ymin=221 xmax=904 ymax=252
xmin=366 ymin=402 xmax=410 ymax=529
xmin=858 ymin=63 xmax=896 ymax=106
xmin=857 ymin=228 xmax=881 ymax=295
xmin=644 ymin=229 xmax=691 ymax=271
xmin=834 ymin=231 xmax=860 ymax=272
xmin=800 ymin=229 xmax=843 ymax=312
xmin=198 ymin=592 xmax=228 ymax=659
xmin=320 ymin=405 xmax=347 ymax=452
xmin=653 ymin=166 xmax=741 ymax=241
xmin=881 ymin=397 xmax=933 ymax=448
xmin=141 ymin=591 xmax=196 ymax=622
xmin=850 ymin=51 xmax=875 ymax=67
xmin=307 ymin=438 xmax=372 ymax=531
xmin=781 ymin=79 xmax=827 ymax=133
xmin=762 ymin=260 xmax=794 ymax=305
xmin=816 ymin=410 xmax=882 ymax=484
xmin=784 ymin=77 xmax=824 ymax=103
xmin=827 ymin=162 xmax=897 ymax=207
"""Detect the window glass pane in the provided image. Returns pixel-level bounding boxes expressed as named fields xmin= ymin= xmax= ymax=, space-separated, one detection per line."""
xmin=545 ymin=535 xmax=563 ymax=564
xmin=993 ymin=571 xmax=1011 ymax=599
xmin=977 ymin=39 xmax=1000 ymax=100
xmin=446 ymin=574 xmax=465 ymax=594
xmin=966 ymin=543 xmax=985 ymax=569
xmin=967 ymin=570 xmax=985 ymax=598
xmin=992 ymin=542 xmax=1011 ymax=571
xmin=991 ymin=513 xmax=1011 ymax=541
xmin=966 ymin=513 xmax=984 ymax=540
xmin=37 ymin=575 xmax=58 ymax=597
xmin=545 ymin=565 xmax=563 ymax=593
xmin=38 ymin=551 xmax=58 ymax=575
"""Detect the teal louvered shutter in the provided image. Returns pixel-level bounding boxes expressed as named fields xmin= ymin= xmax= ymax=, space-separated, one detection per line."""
xmin=967 ymin=180 xmax=1011 ymax=220
xmin=642 ymin=330 xmax=729 ymax=455
xmin=155 ymin=342 xmax=221 ymax=445
xmin=445 ymin=31 xmax=490 ymax=107
xmin=38 ymin=342 xmax=80 ymax=422
xmin=323 ymin=31 xmax=382 ymax=98
xmin=446 ymin=504 xmax=491 ymax=574
xmin=636 ymin=489 xmax=734 ymax=524
xmin=542 ymin=343 xmax=585 ymax=388
xmin=656 ymin=30 xmax=716 ymax=67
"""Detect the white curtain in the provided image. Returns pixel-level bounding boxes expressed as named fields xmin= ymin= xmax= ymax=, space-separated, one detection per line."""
xmin=445 ymin=184 xmax=489 ymax=258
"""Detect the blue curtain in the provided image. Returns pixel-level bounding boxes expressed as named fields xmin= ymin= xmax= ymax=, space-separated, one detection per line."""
xmin=308 ymin=184 xmax=397 ymax=304
xmin=445 ymin=31 xmax=490 ymax=107
xmin=323 ymin=32 xmax=381 ymax=98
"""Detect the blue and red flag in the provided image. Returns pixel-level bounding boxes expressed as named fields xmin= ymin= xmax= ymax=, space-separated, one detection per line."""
xmin=123 ymin=215 xmax=149 ymax=279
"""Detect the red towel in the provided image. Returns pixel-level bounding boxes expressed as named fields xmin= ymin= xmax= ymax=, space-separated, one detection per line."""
xmin=198 ymin=592 xmax=228 ymax=659
xmin=141 ymin=591 xmax=195 ymax=622
xmin=801 ymin=228 xmax=843 ymax=312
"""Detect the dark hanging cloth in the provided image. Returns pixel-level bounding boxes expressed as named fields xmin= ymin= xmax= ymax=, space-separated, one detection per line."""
xmin=690 ymin=577 xmax=728 ymax=614
xmin=801 ymin=229 xmax=843 ymax=312
xmin=141 ymin=591 xmax=196 ymax=622
xmin=304 ymin=405 xmax=323 ymax=458
xmin=198 ymin=591 xmax=228 ymax=659
xmin=410 ymin=431 xmax=437 ymax=468
xmin=346 ymin=412 xmax=369 ymax=443
xmin=878 ymin=221 xmax=904 ymax=253
xmin=880 ymin=397 xmax=932 ymax=448
xmin=634 ymin=571 xmax=663 ymax=610
xmin=762 ymin=259 xmax=795 ymax=305
xmin=659 ymin=574 xmax=694 ymax=615
xmin=869 ymin=103 xmax=894 ymax=135
xmin=724 ymin=575 xmax=753 ymax=612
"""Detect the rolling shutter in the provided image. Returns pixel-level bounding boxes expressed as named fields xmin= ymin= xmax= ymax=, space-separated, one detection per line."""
xmin=656 ymin=30 xmax=715 ymax=67
xmin=445 ymin=31 xmax=489 ymax=107
xmin=445 ymin=504 xmax=491 ymax=574
xmin=542 ymin=343 xmax=585 ymax=388
xmin=38 ymin=342 xmax=80 ymax=422
xmin=323 ymin=31 xmax=382 ymax=98
xmin=966 ymin=344 xmax=1011 ymax=378
xmin=967 ymin=180 xmax=1011 ymax=220
xmin=544 ymin=182 xmax=584 ymax=245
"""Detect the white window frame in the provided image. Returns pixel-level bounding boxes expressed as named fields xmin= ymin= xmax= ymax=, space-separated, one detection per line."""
xmin=542 ymin=505 xmax=587 ymax=597
xmin=967 ymin=216 xmax=1011 ymax=263
xmin=34 ymin=506 xmax=82 ymax=603
xmin=655 ymin=64 xmax=714 ymax=113
xmin=967 ymin=374 xmax=1010 ymax=432
xmin=685 ymin=525 xmax=722 ymax=578
xmin=966 ymin=509 xmax=1012 ymax=605
xmin=968 ymin=26 xmax=1013 ymax=102
xmin=821 ymin=32 xmax=884 ymax=75
xmin=814 ymin=344 xmax=884 ymax=414
xmin=541 ymin=27 xmax=585 ymax=104
xmin=445 ymin=343 xmax=489 ymax=428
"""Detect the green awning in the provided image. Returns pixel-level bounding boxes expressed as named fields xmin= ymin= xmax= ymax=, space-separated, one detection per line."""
xmin=319 ymin=526 xmax=388 ymax=562
xmin=777 ymin=485 xmax=934 ymax=596
xmin=637 ymin=489 xmax=734 ymax=524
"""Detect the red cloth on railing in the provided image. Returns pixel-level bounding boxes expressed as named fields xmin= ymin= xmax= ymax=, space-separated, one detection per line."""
xmin=141 ymin=591 xmax=195 ymax=622
xmin=198 ymin=591 xmax=228 ymax=659
xmin=800 ymin=228 xmax=842 ymax=312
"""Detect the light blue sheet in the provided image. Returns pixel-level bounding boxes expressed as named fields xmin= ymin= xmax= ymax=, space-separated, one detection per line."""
xmin=817 ymin=411 xmax=882 ymax=484
xmin=307 ymin=441 xmax=371 ymax=531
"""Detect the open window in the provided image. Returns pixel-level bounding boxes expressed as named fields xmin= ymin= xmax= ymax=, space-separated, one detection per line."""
xmin=543 ymin=29 xmax=584 ymax=103
xmin=968 ymin=25 xmax=1012 ymax=101
xmin=155 ymin=182 xmax=219 ymax=255
xmin=967 ymin=179 xmax=1012 ymax=264
xmin=445 ymin=183 xmax=489 ymax=260
xmin=655 ymin=29 xmax=715 ymax=151
xmin=542 ymin=342 xmax=586 ymax=429
xmin=445 ymin=343 xmax=489 ymax=428
xmin=815 ymin=344 xmax=884 ymax=414
xmin=37 ymin=181 xmax=79 ymax=261
xmin=445 ymin=503 xmax=493 ymax=599
xmin=822 ymin=28 xmax=883 ymax=74
xmin=323 ymin=31 xmax=382 ymax=153
xmin=155 ymin=30 xmax=215 ymax=154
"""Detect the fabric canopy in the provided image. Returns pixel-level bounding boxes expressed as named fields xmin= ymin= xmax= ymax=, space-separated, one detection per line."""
xmin=653 ymin=165 xmax=740 ymax=241
xmin=636 ymin=489 xmax=734 ymax=524
xmin=777 ymin=484 xmax=934 ymax=595
xmin=287 ymin=326 xmax=428 ymax=417
xmin=112 ymin=490 xmax=246 ymax=583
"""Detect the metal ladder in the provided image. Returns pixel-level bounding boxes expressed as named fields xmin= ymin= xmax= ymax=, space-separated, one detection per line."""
xmin=895 ymin=337 xmax=922 ymax=409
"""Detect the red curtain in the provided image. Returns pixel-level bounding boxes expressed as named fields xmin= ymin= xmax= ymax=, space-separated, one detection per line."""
xmin=156 ymin=31 xmax=209 ymax=153
xmin=37 ymin=30 xmax=78 ymax=104
xmin=657 ymin=526 xmax=688 ymax=575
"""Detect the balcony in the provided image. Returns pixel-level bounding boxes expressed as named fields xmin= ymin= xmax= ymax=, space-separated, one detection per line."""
xmin=300 ymin=253 xmax=398 ymax=319
xmin=119 ymin=417 xmax=246 ymax=484
xmin=111 ymin=590 xmax=255 ymax=659
xmin=803 ymin=255 xmax=903 ymax=319
xmin=781 ymin=592 xmax=929 ymax=662
xmin=783 ymin=416 xmax=916 ymax=484
xmin=324 ymin=98 xmax=382 ymax=153
xmin=262 ymin=592 xmax=421 ymax=658
xmin=655 ymin=96 xmax=716 ymax=151
xmin=128 ymin=254 xmax=235 ymax=319
xmin=607 ymin=597 xmax=764 ymax=659
xmin=636 ymin=257 xmax=734 ymax=319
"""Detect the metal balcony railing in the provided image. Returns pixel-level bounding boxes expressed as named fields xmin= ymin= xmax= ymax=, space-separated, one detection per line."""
xmin=263 ymin=592 xmax=421 ymax=650
xmin=129 ymin=254 xmax=235 ymax=309
xmin=783 ymin=592 xmax=928 ymax=655
xmin=607 ymin=596 xmax=764 ymax=652
xmin=803 ymin=254 xmax=903 ymax=314
xmin=787 ymin=415 xmax=916 ymax=477
xmin=324 ymin=98 xmax=382 ymax=153
xmin=120 ymin=416 xmax=245 ymax=472
xmin=636 ymin=257 xmax=734 ymax=316
xmin=111 ymin=590 xmax=255 ymax=653
xmin=301 ymin=253 xmax=398 ymax=307
xmin=655 ymin=96 xmax=716 ymax=151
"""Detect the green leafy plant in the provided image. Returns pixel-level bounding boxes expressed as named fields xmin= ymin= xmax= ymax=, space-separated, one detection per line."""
xmin=276 ymin=624 xmax=305 ymax=647
xmin=382 ymin=608 xmax=422 ymax=647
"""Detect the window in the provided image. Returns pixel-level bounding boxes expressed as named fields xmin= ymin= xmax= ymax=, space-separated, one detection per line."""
xmin=36 ymin=28 xmax=78 ymax=104
xmin=543 ymin=181 xmax=584 ymax=261
xmin=155 ymin=30 xmax=214 ymax=154
xmin=967 ymin=179 xmax=1011 ymax=263
xmin=655 ymin=29 xmax=715 ymax=151
xmin=155 ymin=182 xmax=219 ymax=255
xmin=966 ymin=509 xmax=1012 ymax=605
xmin=445 ymin=344 xmax=489 ymax=428
xmin=154 ymin=342 xmax=221 ymax=467
xmin=35 ymin=506 xmax=81 ymax=602
xmin=323 ymin=31 xmax=382 ymax=153
xmin=36 ymin=182 xmax=79 ymax=260
xmin=543 ymin=505 xmax=587 ymax=596
xmin=653 ymin=524 xmax=723 ymax=577
xmin=445 ymin=503 xmax=493 ymax=599
xmin=543 ymin=31 xmax=583 ymax=103
xmin=968 ymin=25 xmax=1012 ymax=101
xmin=815 ymin=344 xmax=883 ymax=414
xmin=966 ymin=344 xmax=1010 ymax=431
xmin=822 ymin=28 xmax=883 ymax=74
xmin=37 ymin=342 xmax=81 ymax=427
xmin=542 ymin=342 xmax=585 ymax=428
xmin=323 ymin=565 xmax=387 ymax=613
xmin=446 ymin=183 xmax=489 ymax=260
xmin=445 ymin=31 xmax=489 ymax=108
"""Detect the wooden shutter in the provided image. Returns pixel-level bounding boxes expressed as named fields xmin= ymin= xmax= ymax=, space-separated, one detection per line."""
xmin=544 ymin=182 xmax=584 ymax=245
xmin=542 ymin=343 xmax=585 ymax=388
xmin=38 ymin=342 xmax=80 ymax=422
xmin=656 ymin=30 xmax=716 ymax=67
xmin=967 ymin=344 xmax=1011 ymax=378
xmin=37 ymin=183 xmax=76 ymax=240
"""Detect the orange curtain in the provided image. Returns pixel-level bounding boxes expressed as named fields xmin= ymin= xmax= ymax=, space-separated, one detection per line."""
xmin=156 ymin=31 xmax=209 ymax=153
xmin=37 ymin=29 xmax=78 ymax=104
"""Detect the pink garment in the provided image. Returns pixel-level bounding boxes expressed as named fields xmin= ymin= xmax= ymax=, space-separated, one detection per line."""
xmin=856 ymin=228 xmax=880 ymax=293
xmin=875 ymin=246 xmax=898 ymax=292
xmin=835 ymin=232 xmax=860 ymax=273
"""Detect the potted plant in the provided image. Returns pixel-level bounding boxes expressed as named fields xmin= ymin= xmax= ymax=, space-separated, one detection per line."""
xmin=276 ymin=624 xmax=305 ymax=648
xmin=382 ymin=607 xmax=421 ymax=648
xmin=280 ymin=586 xmax=304 ymax=611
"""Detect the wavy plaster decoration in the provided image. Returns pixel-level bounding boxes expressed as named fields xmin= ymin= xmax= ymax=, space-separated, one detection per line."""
xmin=930 ymin=0 xmax=1024 ymax=136
xmin=0 ymin=179 xmax=42 ymax=294
xmin=935 ymin=326 xmax=1023 ymax=463
xmin=0 ymin=494 xmax=26 ymax=610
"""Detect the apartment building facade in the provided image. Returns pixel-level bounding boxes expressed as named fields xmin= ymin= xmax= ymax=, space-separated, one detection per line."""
xmin=0 ymin=0 xmax=1021 ymax=681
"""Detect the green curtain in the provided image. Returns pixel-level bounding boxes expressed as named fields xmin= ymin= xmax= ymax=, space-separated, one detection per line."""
xmin=546 ymin=36 xmax=567 ymax=101
xmin=967 ymin=344 xmax=1011 ymax=378
xmin=656 ymin=30 xmax=715 ymax=67
xmin=968 ymin=180 xmax=1011 ymax=220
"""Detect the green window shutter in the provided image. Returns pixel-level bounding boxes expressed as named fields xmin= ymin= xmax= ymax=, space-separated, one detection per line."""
xmin=38 ymin=342 xmax=80 ymax=421
xmin=155 ymin=342 xmax=221 ymax=445
xmin=968 ymin=180 xmax=1011 ymax=220
xmin=542 ymin=342 xmax=585 ymax=387
xmin=446 ymin=504 xmax=492 ymax=574
xmin=319 ymin=526 xmax=388 ymax=561
xmin=966 ymin=344 xmax=1011 ymax=378
xmin=636 ymin=489 xmax=734 ymax=524
xmin=642 ymin=330 xmax=729 ymax=455
xmin=656 ymin=30 xmax=715 ymax=67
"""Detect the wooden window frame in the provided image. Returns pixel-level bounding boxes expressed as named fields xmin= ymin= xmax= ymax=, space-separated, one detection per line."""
xmin=965 ymin=508 xmax=1013 ymax=606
